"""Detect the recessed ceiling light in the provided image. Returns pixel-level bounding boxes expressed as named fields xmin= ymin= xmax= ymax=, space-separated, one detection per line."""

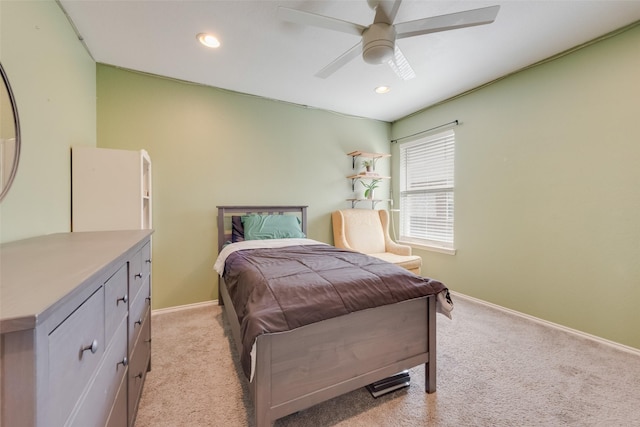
xmin=375 ymin=86 xmax=391 ymax=94
xmin=197 ymin=33 xmax=221 ymax=48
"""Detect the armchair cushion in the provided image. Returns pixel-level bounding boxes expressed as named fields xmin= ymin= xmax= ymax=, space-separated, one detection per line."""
xmin=336 ymin=209 xmax=386 ymax=253
xmin=332 ymin=209 xmax=422 ymax=275
xmin=369 ymin=252 xmax=422 ymax=274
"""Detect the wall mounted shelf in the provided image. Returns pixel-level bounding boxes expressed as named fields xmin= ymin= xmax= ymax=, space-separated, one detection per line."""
xmin=346 ymin=151 xmax=391 ymax=209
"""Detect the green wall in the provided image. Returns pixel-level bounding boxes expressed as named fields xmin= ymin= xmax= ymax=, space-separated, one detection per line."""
xmin=96 ymin=65 xmax=390 ymax=309
xmin=2 ymin=0 xmax=638 ymax=351
xmin=0 ymin=0 xmax=96 ymax=242
xmin=391 ymin=24 xmax=640 ymax=349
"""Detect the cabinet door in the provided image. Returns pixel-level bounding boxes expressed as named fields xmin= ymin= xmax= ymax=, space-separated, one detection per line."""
xmin=72 ymin=147 xmax=150 ymax=232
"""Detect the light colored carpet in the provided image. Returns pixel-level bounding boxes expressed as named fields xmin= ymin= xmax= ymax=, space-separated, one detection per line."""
xmin=134 ymin=295 xmax=640 ymax=426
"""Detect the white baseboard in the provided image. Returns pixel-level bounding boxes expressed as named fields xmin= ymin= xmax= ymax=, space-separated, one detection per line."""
xmin=152 ymin=293 xmax=640 ymax=357
xmin=151 ymin=299 xmax=218 ymax=316
xmin=451 ymin=291 xmax=640 ymax=357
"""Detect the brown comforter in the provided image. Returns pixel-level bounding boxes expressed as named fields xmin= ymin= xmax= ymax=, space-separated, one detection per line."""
xmin=222 ymin=243 xmax=448 ymax=378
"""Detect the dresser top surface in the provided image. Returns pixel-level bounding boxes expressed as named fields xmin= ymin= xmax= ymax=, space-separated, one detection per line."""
xmin=0 ymin=230 xmax=153 ymax=334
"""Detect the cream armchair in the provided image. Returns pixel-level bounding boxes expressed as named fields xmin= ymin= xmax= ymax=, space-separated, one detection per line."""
xmin=332 ymin=209 xmax=422 ymax=275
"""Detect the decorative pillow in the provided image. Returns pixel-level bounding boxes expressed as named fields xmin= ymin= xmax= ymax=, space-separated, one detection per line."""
xmin=231 ymin=216 xmax=244 ymax=242
xmin=242 ymin=214 xmax=305 ymax=240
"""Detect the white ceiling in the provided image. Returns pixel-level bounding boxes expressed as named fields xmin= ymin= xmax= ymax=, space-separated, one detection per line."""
xmin=58 ymin=0 xmax=640 ymax=123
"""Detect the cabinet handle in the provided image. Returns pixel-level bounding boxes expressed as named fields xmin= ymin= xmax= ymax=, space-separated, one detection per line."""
xmin=118 ymin=357 xmax=128 ymax=367
xmin=135 ymin=273 xmax=142 ymax=279
xmin=145 ymin=296 xmax=151 ymax=305
xmin=117 ymin=294 xmax=128 ymax=305
xmin=135 ymin=318 xmax=143 ymax=327
xmin=135 ymin=372 xmax=143 ymax=380
xmin=81 ymin=339 xmax=99 ymax=355
xmin=145 ymin=259 xmax=152 ymax=264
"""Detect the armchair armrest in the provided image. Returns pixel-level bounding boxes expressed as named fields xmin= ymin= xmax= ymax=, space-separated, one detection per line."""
xmin=378 ymin=210 xmax=412 ymax=256
xmin=385 ymin=238 xmax=412 ymax=256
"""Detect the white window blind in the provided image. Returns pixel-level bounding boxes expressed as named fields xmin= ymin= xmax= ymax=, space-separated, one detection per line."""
xmin=399 ymin=130 xmax=455 ymax=249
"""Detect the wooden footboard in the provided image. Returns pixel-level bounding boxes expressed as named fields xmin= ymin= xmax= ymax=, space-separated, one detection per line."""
xmin=219 ymin=276 xmax=437 ymax=427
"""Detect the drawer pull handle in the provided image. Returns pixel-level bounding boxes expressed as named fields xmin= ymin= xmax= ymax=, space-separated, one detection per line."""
xmin=118 ymin=357 xmax=129 ymax=367
xmin=135 ymin=319 xmax=143 ymax=327
xmin=135 ymin=273 xmax=143 ymax=279
xmin=81 ymin=340 xmax=99 ymax=355
xmin=117 ymin=294 xmax=128 ymax=305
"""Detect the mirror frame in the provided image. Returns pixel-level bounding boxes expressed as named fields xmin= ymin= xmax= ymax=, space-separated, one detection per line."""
xmin=0 ymin=62 xmax=21 ymax=202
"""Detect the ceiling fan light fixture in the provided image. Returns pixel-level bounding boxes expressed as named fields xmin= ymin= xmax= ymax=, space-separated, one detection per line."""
xmin=363 ymin=43 xmax=394 ymax=64
xmin=197 ymin=33 xmax=220 ymax=48
xmin=362 ymin=23 xmax=396 ymax=64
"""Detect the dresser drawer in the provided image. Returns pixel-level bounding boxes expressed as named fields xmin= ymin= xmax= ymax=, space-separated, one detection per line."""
xmin=106 ymin=370 xmax=128 ymax=427
xmin=128 ymin=310 xmax=151 ymax=426
xmin=68 ymin=318 xmax=128 ymax=427
xmin=48 ymin=287 xmax=105 ymax=427
xmin=130 ymin=242 xmax=151 ymax=301
xmin=140 ymin=241 xmax=151 ymax=279
xmin=129 ymin=248 xmax=142 ymax=298
xmin=105 ymin=264 xmax=129 ymax=344
xmin=129 ymin=278 xmax=150 ymax=348
xmin=129 ymin=250 xmax=142 ymax=300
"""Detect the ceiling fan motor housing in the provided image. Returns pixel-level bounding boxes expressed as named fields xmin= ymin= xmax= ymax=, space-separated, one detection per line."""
xmin=362 ymin=23 xmax=396 ymax=64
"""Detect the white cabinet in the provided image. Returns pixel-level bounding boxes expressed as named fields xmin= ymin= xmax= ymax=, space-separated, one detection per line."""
xmin=0 ymin=230 xmax=152 ymax=427
xmin=72 ymin=146 xmax=152 ymax=231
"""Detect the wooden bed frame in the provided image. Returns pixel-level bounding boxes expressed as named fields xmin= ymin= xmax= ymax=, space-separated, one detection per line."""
xmin=216 ymin=206 xmax=438 ymax=427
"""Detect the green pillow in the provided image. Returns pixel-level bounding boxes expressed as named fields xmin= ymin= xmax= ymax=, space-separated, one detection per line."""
xmin=242 ymin=214 xmax=305 ymax=240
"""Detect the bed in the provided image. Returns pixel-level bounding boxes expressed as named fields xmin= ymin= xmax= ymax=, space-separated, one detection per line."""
xmin=214 ymin=205 xmax=451 ymax=426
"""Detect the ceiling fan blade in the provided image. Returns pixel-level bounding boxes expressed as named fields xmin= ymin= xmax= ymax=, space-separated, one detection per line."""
xmin=278 ymin=6 xmax=366 ymax=37
xmin=373 ymin=0 xmax=402 ymax=24
xmin=315 ymin=42 xmax=363 ymax=79
xmin=395 ymin=5 xmax=500 ymax=39
xmin=387 ymin=46 xmax=416 ymax=80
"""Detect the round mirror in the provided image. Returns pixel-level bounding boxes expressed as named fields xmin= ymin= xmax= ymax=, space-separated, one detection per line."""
xmin=0 ymin=62 xmax=21 ymax=202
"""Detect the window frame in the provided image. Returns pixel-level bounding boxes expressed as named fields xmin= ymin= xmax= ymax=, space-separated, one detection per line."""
xmin=398 ymin=129 xmax=456 ymax=254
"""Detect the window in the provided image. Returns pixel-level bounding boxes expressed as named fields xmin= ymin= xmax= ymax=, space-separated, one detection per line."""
xmin=399 ymin=130 xmax=455 ymax=250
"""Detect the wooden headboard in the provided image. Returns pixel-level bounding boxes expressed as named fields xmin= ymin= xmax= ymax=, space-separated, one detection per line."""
xmin=216 ymin=205 xmax=308 ymax=252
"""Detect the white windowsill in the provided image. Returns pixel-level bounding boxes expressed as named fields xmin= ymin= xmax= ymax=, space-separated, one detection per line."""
xmin=398 ymin=240 xmax=457 ymax=255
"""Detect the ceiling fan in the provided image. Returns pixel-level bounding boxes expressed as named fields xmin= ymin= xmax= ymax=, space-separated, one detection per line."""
xmin=278 ymin=0 xmax=500 ymax=80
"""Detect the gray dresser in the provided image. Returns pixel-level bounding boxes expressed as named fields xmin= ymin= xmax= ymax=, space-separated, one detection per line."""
xmin=0 ymin=230 xmax=153 ymax=427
